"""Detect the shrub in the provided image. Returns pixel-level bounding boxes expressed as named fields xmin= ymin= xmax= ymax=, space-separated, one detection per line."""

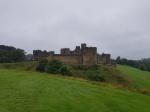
xmin=88 ymin=64 xmax=99 ymax=70
xmin=71 ymin=64 xmax=99 ymax=71
xmin=36 ymin=59 xmax=48 ymax=72
xmin=45 ymin=59 xmax=63 ymax=74
xmin=87 ymin=71 xmax=105 ymax=82
xmin=60 ymin=66 xmax=72 ymax=76
xmin=71 ymin=64 xmax=88 ymax=70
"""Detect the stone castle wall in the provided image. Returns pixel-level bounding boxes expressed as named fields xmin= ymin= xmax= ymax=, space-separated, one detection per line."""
xmin=48 ymin=55 xmax=81 ymax=64
xmin=32 ymin=43 xmax=111 ymax=65
xmin=98 ymin=53 xmax=111 ymax=65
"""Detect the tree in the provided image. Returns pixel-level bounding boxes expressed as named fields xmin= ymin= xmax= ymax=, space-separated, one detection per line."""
xmin=116 ymin=56 xmax=123 ymax=64
xmin=0 ymin=45 xmax=26 ymax=63
xmin=138 ymin=64 xmax=147 ymax=71
xmin=10 ymin=49 xmax=25 ymax=62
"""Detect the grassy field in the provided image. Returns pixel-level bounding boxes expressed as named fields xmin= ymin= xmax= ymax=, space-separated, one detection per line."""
xmin=0 ymin=69 xmax=150 ymax=112
xmin=117 ymin=65 xmax=150 ymax=89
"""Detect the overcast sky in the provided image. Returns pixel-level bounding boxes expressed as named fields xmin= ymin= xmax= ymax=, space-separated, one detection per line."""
xmin=1 ymin=0 xmax=150 ymax=59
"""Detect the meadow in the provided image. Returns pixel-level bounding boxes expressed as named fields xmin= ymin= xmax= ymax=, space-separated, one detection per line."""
xmin=0 ymin=68 xmax=150 ymax=112
xmin=117 ymin=65 xmax=150 ymax=89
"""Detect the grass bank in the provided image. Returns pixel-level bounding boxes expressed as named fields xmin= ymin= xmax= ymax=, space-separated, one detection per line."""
xmin=117 ymin=65 xmax=150 ymax=89
xmin=0 ymin=69 xmax=150 ymax=112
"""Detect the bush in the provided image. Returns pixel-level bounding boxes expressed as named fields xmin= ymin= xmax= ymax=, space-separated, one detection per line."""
xmin=46 ymin=59 xmax=63 ymax=74
xmin=71 ymin=64 xmax=88 ymax=70
xmin=71 ymin=64 xmax=99 ymax=71
xmin=36 ymin=59 xmax=72 ymax=76
xmin=36 ymin=59 xmax=48 ymax=72
xmin=60 ymin=66 xmax=72 ymax=76
xmin=88 ymin=64 xmax=99 ymax=70
xmin=87 ymin=71 xmax=105 ymax=82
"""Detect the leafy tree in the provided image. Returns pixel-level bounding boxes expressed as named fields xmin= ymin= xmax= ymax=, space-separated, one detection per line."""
xmin=0 ymin=45 xmax=25 ymax=63
xmin=138 ymin=64 xmax=147 ymax=71
xmin=10 ymin=49 xmax=25 ymax=62
xmin=116 ymin=56 xmax=123 ymax=64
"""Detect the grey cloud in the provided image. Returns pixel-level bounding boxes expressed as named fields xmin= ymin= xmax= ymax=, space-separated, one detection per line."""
xmin=0 ymin=0 xmax=150 ymax=59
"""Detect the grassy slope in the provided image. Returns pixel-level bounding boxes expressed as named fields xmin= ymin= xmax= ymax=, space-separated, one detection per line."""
xmin=0 ymin=69 xmax=150 ymax=112
xmin=0 ymin=62 xmax=37 ymax=71
xmin=117 ymin=65 xmax=150 ymax=89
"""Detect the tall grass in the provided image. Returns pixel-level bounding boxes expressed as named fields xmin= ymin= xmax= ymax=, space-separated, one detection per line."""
xmin=0 ymin=61 xmax=37 ymax=71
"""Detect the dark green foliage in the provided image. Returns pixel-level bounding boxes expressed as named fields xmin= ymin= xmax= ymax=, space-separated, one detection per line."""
xmin=87 ymin=71 xmax=105 ymax=82
xmin=36 ymin=59 xmax=48 ymax=72
xmin=70 ymin=64 xmax=99 ymax=71
xmin=138 ymin=64 xmax=147 ymax=70
xmin=71 ymin=64 xmax=88 ymax=70
xmin=0 ymin=45 xmax=25 ymax=63
xmin=46 ymin=59 xmax=63 ymax=74
xmin=39 ymin=59 xmax=72 ymax=76
xmin=88 ymin=64 xmax=99 ymax=70
xmin=60 ymin=66 xmax=72 ymax=76
xmin=10 ymin=49 xmax=25 ymax=62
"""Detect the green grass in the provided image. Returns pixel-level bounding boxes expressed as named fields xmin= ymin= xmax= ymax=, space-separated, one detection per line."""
xmin=117 ymin=65 xmax=150 ymax=89
xmin=0 ymin=62 xmax=134 ymax=88
xmin=0 ymin=61 xmax=37 ymax=71
xmin=0 ymin=69 xmax=150 ymax=112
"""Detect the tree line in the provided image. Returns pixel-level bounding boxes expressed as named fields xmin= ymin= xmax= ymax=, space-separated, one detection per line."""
xmin=115 ymin=56 xmax=150 ymax=72
xmin=0 ymin=45 xmax=25 ymax=63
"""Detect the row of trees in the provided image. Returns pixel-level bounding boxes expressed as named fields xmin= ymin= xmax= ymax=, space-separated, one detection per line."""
xmin=115 ymin=56 xmax=150 ymax=71
xmin=0 ymin=45 xmax=25 ymax=63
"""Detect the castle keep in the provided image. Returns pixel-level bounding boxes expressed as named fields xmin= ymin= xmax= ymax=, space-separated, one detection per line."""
xmin=32 ymin=43 xmax=111 ymax=65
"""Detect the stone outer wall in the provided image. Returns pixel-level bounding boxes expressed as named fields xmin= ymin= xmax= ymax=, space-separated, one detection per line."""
xmin=32 ymin=43 xmax=111 ymax=65
xmin=48 ymin=55 xmax=81 ymax=64
xmin=98 ymin=54 xmax=111 ymax=64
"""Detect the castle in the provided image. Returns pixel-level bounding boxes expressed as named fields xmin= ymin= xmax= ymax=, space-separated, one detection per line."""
xmin=32 ymin=43 xmax=111 ymax=65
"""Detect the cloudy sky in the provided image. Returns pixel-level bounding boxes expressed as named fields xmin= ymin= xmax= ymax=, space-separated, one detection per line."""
xmin=0 ymin=0 xmax=150 ymax=59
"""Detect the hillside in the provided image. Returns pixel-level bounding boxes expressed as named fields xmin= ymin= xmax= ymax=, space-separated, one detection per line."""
xmin=0 ymin=62 xmax=133 ymax=88
xmin=0 ymin=69 xmax=150 ymax=112
xmin=117 ymin=65 xmax=150 ymax=89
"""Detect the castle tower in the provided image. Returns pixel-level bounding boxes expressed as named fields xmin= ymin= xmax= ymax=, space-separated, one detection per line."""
xmin=81 ymin=43 xmax=97 ymax=65
xmin=81 ymin=43 xmax=86 ymax=49
xmin=81 ymin=43 xmax=86 ymax=64
xmin=60 ymin=48 xmax=70 ymax=55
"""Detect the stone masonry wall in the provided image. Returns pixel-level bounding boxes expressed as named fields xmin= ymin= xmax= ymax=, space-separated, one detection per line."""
xmin=48 ymin=55 xmax=81 ymax=64
xmin=82 ymin=47 xmax=97 ymax=65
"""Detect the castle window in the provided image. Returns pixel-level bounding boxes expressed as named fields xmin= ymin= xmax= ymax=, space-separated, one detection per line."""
xmin=84 ymin=52 xmax=86 ymax=56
